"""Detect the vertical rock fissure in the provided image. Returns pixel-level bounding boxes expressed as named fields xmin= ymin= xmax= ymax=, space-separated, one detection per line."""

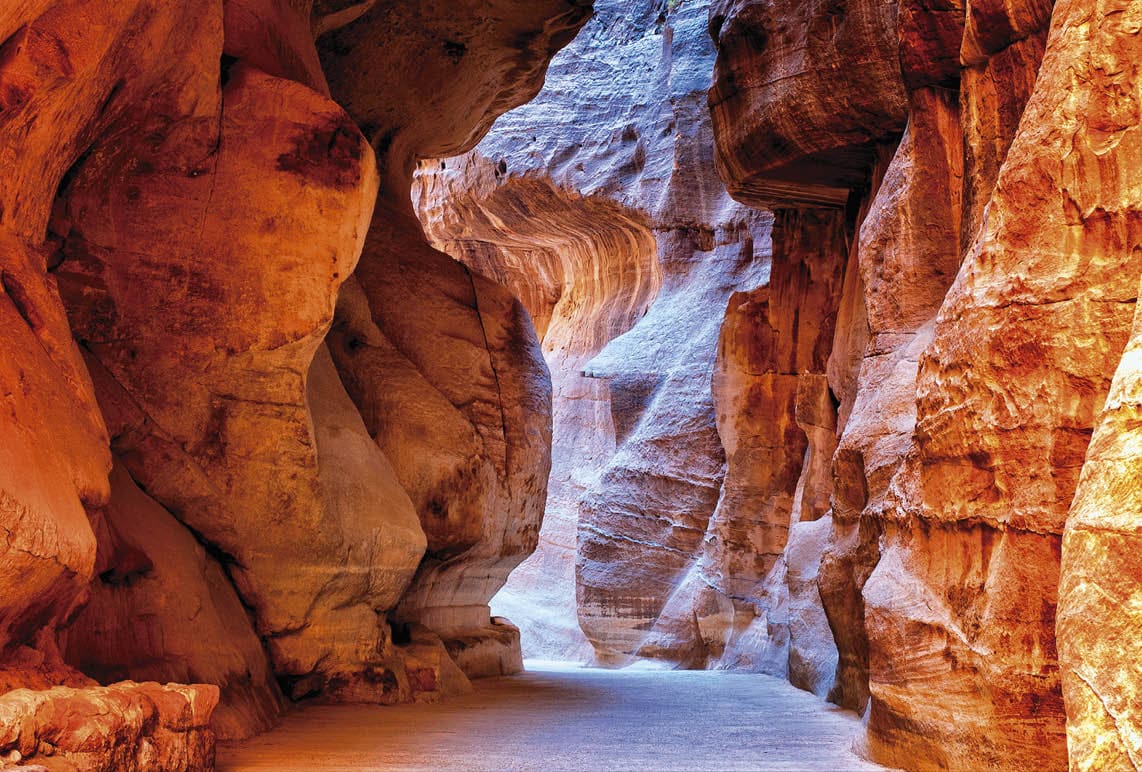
xmin=461 ymin=259 xmax=512 ymax=471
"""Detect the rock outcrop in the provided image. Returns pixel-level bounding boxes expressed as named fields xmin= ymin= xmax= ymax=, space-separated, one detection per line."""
xmin=416 ymin=0 xmax=771 ymax=665
xmin=317 ymin=0 xmax=592 ymax=678
xmin=709 ymin=0 xmax=1141 ymax=769
xmin=0 ymin=0 xmax=587 ymax=765
xmin=1 ymin=0 xmax=1139 ymax=770
xmin=1059 ymin=282 xmax=1142 ymax=771
xmin=422 ymin=18 xmax=1142 ymax=772
xmin=0 ymin=681 xmax=218 ymax=771
xmin=65 ymin=463 xmax=286 ymax=740
xmin=690 ymin=208 xmax=848 ymax=692
xmin=1044 ymin=3 xmax=1142 ymax=770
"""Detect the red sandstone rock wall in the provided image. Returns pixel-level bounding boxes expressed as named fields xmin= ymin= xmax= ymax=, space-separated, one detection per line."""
xmin=0 ymin=0 xmax=1137 ymax=769
xmin=710 ymin=0 xmax=1141 ymax=769
xmin=0 ymin=0 xmax=587 ymax=765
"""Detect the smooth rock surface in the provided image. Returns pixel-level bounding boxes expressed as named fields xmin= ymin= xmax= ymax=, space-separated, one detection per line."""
xmin=417 ymin=0 xmax=771 ymax=668
xmin=1 ymin=1 xmax=1140 ymax=770
xmin=321 ymin=0 xmax=591 ymax=675
xmin=0 ymin=0 xmax=588 ymax=760
xmin=65 ymin=463 xmax=285 ymax=740
xmin=218 ymin=663 xmax=884 ymax=772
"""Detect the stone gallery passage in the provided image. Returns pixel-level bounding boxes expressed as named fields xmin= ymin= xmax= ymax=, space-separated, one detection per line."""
xmin=0 ymin=0 xmax=1138 ymax=770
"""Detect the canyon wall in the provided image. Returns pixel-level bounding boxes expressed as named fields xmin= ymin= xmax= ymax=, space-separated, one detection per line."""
xmin=0 ymin=0 xmax=1138 ymax=769
xmin=0 ymin=0 xmax=588 ymax=766
xmin=709 ymin=0 xmax=1141 ymax=770
xmin=416 ymin=0 xmax=775 ymax=666
xmin=421 ymin=13 xmax=1142 ymax=771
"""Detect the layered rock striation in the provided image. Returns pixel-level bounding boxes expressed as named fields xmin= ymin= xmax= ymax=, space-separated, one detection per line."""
xmin=416 ymin=0 xmax=772 ymax=666
xmin=0 ymin=0 xmax=1138 ymax=770
xmin=709 ymin=0 xmax=1141 ymax=769
xmin=0 ymin=0 xmax=588 ymax=766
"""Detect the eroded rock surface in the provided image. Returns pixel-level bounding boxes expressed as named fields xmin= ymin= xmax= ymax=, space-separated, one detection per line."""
xmin=0 ymin=0 xmax=1139 ymax=770
xmin=710 ymin=0 xmax=1141 ymax=769
xmin=416 ymin=0 xmax=771 ymax=665
xmin=0 ymin=0 xmax=587 ymax=765
xmin=0 ymin=681 xmax=218 ymax=772
xmin=708 ymin=0 xmax=908 ymax=207
xmin=1046 ymin=3 xmax=1142 ymax=770
xmin=65 ymin=463 xmax=285 ymax=740
xmin=317 ymin=0 xmax=595 ymax=677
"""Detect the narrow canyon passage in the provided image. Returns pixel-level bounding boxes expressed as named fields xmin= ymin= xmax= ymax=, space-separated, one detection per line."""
xmin=218 ymin=664 xmax=883 ymax=772
xmin=1 ymin=1 xmax=1139 ymax=771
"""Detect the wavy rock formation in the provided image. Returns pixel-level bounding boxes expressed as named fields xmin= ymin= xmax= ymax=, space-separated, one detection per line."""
xmin=710 ymin=0 xmax=1141 ymax=769
xmin=0 ymin=0 xmax=1138 ymax=769
xmin=1059 ymin=285 xmax=1142 ymax=770
xmin=418 ymin=170 xmax=662 ymax=663
xmin=708 ymin=0 xmax=908 ymax=207
xmin=417 ymin=0 xmax=772 ymax=665
xmin=317 ymin=0 xmax=592 ymax=679
xmin=0 ymin=0 xmax=586 ymax=765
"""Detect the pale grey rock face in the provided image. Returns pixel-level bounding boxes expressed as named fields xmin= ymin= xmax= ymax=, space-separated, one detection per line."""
xmin=416 ymin=0 xmax=844 ymax=682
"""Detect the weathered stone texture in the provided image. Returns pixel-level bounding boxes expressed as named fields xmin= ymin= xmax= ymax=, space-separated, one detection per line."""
xmin=0 ymin=681 xmax=218 ymax=771
xmin=416 ymin=0 xmax=772 ymax=666
xmin=0 ymin=0 xmax=588 ymax=765
xmin=708 ymin=0 xmax=909 ymax=206
xmin=710 ymin=0 xmax=1142 ymax=769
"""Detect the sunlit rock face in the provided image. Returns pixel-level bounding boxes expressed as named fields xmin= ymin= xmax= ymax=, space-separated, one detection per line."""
xmin=318 ymin=0 xmax=594 ymax=679
xmin=1 ymin=0 xmax=1137 ymax=767
xmin=1060 ymin=281 xmax=1142 ymax=771
xmin=0 ymin=0 xmax=586 ymax=764
xmin=0 ymin=681 xmax=218 ymax=771
xmin=711 ymin=0 xmax=1141 ymax=770
xmin=1018 ymin=4 xmax=1141 ymax=770
xmin=416 ymin=0 xmax=772 ymax=666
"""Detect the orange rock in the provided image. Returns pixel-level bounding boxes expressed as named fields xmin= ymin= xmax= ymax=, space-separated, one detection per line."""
xmin=696 ymin=209 xmax=846 ymax=684
xmin=0 ymin=235 xmax=109 ymax=661
xmin=64 ymin=463 xmax=285 ymax=740
xmin=320 ymin=0 xmax=588 ymax=673
xmin=709 ymin=0 xmax=908 ymax=207
xmin=1059 ymin=289 xmax=1142 ymax=770
xmin=1049 ymin=1 xmax=1142 ymax=769
xmin=709 ymin=0 xmax=1141 ymax=767
xmin=51 ymin=56 xmax=431 ymax=702
xmin=0 ymin=681 xmax=217 ymax=771
xmin=863 ymin=0 xmax=1139 ymax=761
xmin=0 ymin=0 xmax=589 ymax=760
